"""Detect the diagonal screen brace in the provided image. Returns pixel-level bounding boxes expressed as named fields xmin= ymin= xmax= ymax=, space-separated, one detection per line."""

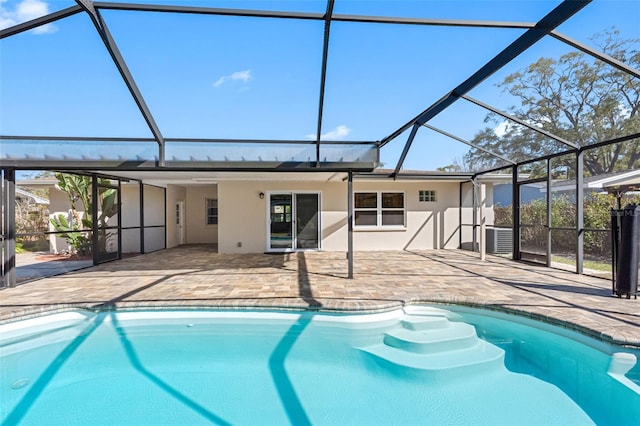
xmin=392 ymin=124 xmax=420 ymax=177
xmin=461 ymin=95 xmax=579 ymax=149
xmin=550 ymin=31 xmax=640 ymax=80
xmin=421 ymin=123 xmax=517 ymax=165
xmin=75 ymin=0 xmax=166 ymax=166
xmin=384 ymin=0 xmax=591 ymax=175
xmin=0 ymin=6 xmax=83 ymax=39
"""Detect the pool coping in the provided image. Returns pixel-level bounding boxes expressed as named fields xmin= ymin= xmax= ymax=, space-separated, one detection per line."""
xmin=2 ymin=297 xmax=639 ymax=351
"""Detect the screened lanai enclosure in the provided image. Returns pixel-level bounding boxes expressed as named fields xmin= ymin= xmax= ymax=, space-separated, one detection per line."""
xmin=1 ymin=0 xmax=639 ymax=288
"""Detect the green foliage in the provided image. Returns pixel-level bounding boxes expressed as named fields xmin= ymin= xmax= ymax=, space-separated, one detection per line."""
xmin=14 ymin=239 xmax=49 ymax=253
xmin=55 ymin=173 xmax=92 ymax=226
xmin=494 ymin=206 xmax=512 ymax=227
xmin=50 ymin=173 xmax=118 ymax=255
xmin=550 ymin=195 xmax=576 ymax=228
xmin=50 ymin=214 xmax=92 ymax=256
xmin=494 ymin=191 xmax=640 ymax=259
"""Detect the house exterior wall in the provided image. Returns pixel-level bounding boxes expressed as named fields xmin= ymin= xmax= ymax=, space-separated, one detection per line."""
xmin=185 ymin=185 xmax=218 ymax=245
xmin=49 ymin=183 xmax=165 ymax=253
xmin=46 ymin=178 xmax=486 ymax=255
xmin=120 ymin=183 xmax=141 ymax=254
xmin=483 ymin=183 xmax=496 ymax=226
xmin=458 ymin=182 xmax=496 ymax=251
xmin=41 ymin=177 xmax=493 ymax=255
xmin=48 ymin=188 xmax=72 ymax=254
xmin=352 ymin=181 xmax=462 ymax=251
xmin=218 ymin=180 xmax=468 ymax=254
xmin=143 ymin=184 xmax=166 ymax=252
xmin=218 ymin=181 xmax=339 ymax=253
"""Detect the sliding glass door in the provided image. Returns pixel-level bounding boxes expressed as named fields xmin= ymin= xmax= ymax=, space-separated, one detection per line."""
xmin=268 ymin=193 xmax=320 ymax=251
xmin=295 ymin=193 xmax=320 ymax=249
xmin=269 ymin=194 xmax=293 ymax=249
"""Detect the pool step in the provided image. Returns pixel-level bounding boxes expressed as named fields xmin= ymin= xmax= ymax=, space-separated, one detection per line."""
xmin=362 ymin=339 xmax=504 ymax=374
xmin=384 ymin=322 xmax=478 ymax=353
xmin=403 ymin=306 xmax=452 ymax=317
xmin=400 ymin=314 xmax=450 ymax=331
xmin=360 ymin=312 xmax=505 ymax=375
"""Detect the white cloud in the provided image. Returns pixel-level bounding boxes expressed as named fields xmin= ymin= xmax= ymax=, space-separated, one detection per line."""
xmin=0 ymin=0 xmax=57 ymax=33
xmin=530 ymin=116 xmax=551 ymax=128
xmin=0 ymin=15 xmax=16 ymax=29
xmin=306 ymin=125 xmax=352 ymax=141
xmin=213 ymin=69 xmax=252 ymax=88
xmin=493 ymin=121 xmax=509 ymax=137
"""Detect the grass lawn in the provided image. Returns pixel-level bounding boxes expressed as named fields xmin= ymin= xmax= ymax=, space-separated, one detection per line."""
xmin=552 ymin=255 xmax=612 ymax=272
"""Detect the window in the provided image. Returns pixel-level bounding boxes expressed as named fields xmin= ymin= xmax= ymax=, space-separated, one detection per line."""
xmin=419 ymin=190 xmax=437 ymax=202
xmin=206 ymin=198 xmax=218 ymax=225
xmin=354 ymin=192 xmax=405 ymax=227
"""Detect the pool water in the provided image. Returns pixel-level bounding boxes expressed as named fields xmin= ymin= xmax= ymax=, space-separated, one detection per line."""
xmin=1 ymin=306 xmax=639 ymax=425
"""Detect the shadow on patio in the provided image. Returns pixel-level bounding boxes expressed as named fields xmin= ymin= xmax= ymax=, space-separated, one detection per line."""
xmin=1 ymin=245 xmax=638 ymax=348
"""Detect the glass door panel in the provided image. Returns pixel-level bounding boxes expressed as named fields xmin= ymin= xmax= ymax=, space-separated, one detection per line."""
xmin=270 ymin=194 xmax=292 ymax=249
xmin=295 ymin=193 xmax=319 ymax=249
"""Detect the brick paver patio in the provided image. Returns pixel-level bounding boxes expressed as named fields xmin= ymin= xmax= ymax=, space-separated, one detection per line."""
xmin=1 ymin=245 xmax=638 ymax=348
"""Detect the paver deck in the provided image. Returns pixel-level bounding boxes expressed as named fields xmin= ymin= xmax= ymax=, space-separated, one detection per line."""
xmin=1 ymin=245 xmax=638 ymax=348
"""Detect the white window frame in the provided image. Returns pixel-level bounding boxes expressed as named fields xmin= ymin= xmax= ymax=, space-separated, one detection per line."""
xmin=205 ymin=198 xmax=218 ymax=225
xmin=353 ymin=191 xmax=405 ymax=229
xmin=419 ymin=190 xmax=437 ymax=202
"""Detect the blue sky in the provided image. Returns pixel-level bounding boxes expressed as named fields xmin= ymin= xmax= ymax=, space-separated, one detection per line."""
xmin=1 ymin=0 xmax=639 ymax=170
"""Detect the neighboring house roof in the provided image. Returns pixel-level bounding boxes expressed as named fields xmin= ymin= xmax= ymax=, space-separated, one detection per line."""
xmin=14 ymin=178 xmax=59 ymax=187
xmin=547 ymin=169 xmax=640 ymax=193
xmin=16 ymin=187 xmax=49 ymax=205
xmin=602 ymin=173 xmax=640 ymax=192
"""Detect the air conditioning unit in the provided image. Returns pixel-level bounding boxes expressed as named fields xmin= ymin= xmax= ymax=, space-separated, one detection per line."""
xmin=486 ymin=227 xmax=512 ymax=254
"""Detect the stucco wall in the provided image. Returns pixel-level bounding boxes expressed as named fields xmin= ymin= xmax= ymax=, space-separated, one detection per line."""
xmin=218 ymin=181 xmax=342 ymax=253
xmin=48 ymin=188 xmax=72 ymax=254
xmin=49 ymin=183 xmax=158 ymax=254
xmin=121 ymin=183 xmax=141 ymax=254
xmin=352 ymin=181 xmax=462 ymax=251
xmin=459 ymin=182 xmax=495 ymax=251
xmin=484 ymin=183 xmax=496 ymax=226
xmin=143 ymin=184 xmax=166 ymax=252
xmin=184 ymin=185 xmax=218 ymax=244
xmin=218 ymin=179 xmax=467 ymax=253
xmin=45 ymin=178 xmax=492 ymax=255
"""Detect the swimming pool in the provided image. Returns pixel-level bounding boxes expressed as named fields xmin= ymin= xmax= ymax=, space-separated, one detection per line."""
xmin=1 ymin=305 xmax=639 ymax=425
